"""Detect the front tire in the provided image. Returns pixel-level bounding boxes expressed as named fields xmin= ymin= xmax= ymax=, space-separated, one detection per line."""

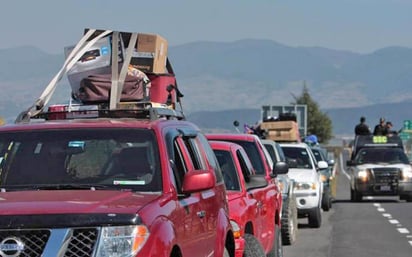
xmin=351 ymin=187 xmax=362 ymax=202
xmin=308 ymin=206 xmax=322 ymax=228
xmin=400 ymin=194 xmax=412 ymax=202
xmin=243 ymin=234 xmax=266 ymax=257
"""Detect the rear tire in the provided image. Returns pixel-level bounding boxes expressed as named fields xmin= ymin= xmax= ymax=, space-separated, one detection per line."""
xmin=321 ymin=192 xmax=331 ymax=211
xmin=243 ymin=234 xmax=266 ymax=257
xmin=281 ymin=195 xmax=298 ymax=245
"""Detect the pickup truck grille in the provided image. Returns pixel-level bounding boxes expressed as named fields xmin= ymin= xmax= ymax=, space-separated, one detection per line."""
xmin=0 ymin=230 xmax=50 ymax=256
xmin=0 ymin=228 xmax=98 ymax=257
xmin=371 ymin=167 xmax=400 ymax=184
xmin=64 ymin=228 xmax=98 ymax=257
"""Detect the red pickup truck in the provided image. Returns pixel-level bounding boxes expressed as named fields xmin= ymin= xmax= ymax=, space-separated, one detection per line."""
xmin=207 ymin=133 xmax=287 ymax=257
xmin=0 ymin=105 xmax=236 ymax=257
xmin=210 ymin=140 xmax=282 ymax=257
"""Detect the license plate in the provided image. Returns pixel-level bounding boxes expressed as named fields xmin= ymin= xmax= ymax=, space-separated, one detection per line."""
xmin=380 ymin=185 xmax=391 ymax=191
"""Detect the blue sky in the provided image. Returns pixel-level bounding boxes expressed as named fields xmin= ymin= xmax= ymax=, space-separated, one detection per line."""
xmin=1 ymin=0 xmax=411 ymax=54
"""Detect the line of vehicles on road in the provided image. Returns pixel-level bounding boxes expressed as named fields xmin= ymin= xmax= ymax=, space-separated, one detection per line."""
xmin=0 ymin=29 xmax=338 ymax=257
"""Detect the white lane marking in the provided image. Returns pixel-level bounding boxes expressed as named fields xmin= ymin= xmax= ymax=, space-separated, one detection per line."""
xmin=343 ymin=152 xmax=412 ymax=248
xmin=339 ymin=153 xmax=351 ymax=180
xmin=398 ymin=228 xmax=410 ymax=234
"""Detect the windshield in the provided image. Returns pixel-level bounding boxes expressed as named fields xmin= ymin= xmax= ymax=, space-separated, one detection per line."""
xmin=311 ymin=148 xmax=328 ymax=163
xmin=0 ymin=128 xmax=161 ymax=192
xmin=281 ymin=146 xmax=313 ymax=169
xmin=354 ymin=147 xmax=409 ymax=164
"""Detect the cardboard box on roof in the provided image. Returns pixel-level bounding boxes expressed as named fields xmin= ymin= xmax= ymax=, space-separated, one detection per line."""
xmin=260 ymin=121 xmax=296 ymax=130
xmin=267 ymin=130 xmax=299 ymax=142
xmin=261 ymin=121 xmax=300 ymax=142
xmin=130 ymin=33 xmax=168 ymax=73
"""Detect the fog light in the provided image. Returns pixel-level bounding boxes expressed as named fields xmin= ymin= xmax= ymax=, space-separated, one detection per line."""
xmin=299 ymin=199 xmax=306 ymax=205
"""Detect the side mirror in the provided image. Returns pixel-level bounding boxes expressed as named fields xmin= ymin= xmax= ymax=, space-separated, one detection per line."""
xmin=182 ymin=170 xmax=216 ymax=194
xmin=327 ymin=159 xmax=335 ymax=167
xmin=317 ymin=160 xmax=328 ymax=170
xmin=273 ymin=161 xmax=289 ymax=176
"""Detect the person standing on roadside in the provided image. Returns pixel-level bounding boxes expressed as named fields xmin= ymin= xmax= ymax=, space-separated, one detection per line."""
xmin=355 ymin=116 xmax=371 ymax=135
xmin=373 ymin=117 xmax=388 ymax=135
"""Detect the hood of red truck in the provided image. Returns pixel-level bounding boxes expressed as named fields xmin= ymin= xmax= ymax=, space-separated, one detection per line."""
xmin=0 ymin=190 xmax=160 ymax=215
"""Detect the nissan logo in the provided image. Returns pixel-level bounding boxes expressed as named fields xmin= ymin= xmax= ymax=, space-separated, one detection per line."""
xmin=0 ymin=237 xmax=25 ymax=257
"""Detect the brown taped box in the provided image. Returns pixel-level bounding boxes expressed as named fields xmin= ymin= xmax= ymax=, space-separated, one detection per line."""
xmin=267 ymin=129 xmax=299 ymax=142
xmin=130 ymin=33 xmax=168 ymax=73
xmin=260 ymin=121 xmax=297 ymax=130
xmin=262 ymin=121 xmax=300 ymax=141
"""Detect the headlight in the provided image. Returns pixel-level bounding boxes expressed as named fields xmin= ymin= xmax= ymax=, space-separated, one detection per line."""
xmin=401 ymin=166 xmax=412 ymax=179
xmin=230 ymin=220 xmax=241 ymax=239
xmin=95 ymin=225 xmax=149 ymax=257
xmin=295 ymin=182 xmax=316 ymax=190
xmin=357 ymin=170 xmax=369 ymax=182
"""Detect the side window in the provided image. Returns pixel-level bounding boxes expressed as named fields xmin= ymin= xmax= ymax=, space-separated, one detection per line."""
xmin=198 ymin=134 xmax=223 ymax=183
xmin=172 ymin=137 xmax=191 ymax=193
xmin=237 ymin=148 xmax=254 ymax=183
xmin=214 ymin=149 xmax=240 ymax=191
xmin=275 ymin=143 xmax=286 ymax=162
xmin=264 ymin=144 xmax=278 ymax=163
xmin=183 ymin=137 xmax=205 ymax=170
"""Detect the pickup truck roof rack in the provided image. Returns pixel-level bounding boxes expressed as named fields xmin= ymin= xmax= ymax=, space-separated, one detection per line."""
xmin=24 ymin=101 xmax=185 ymax=122
xmin=14 ymin=28 xmax=185 ymax=124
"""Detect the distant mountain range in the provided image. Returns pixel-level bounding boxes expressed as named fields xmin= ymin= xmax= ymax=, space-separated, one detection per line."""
xmin=1 ymin=39 xmax=412 ymax=136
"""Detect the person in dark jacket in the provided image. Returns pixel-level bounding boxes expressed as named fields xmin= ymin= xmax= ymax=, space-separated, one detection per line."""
xmin=386 ymin=121 xmax=398 ymax=136
xmin=355 ymin=116 xmax=371 ymax=135
xmin=373 ymin=117 xmax=388 ymax=135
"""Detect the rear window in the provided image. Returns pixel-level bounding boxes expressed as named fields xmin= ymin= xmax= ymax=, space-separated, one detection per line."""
xmin=0 ymin=128 xmax=162 ymax=192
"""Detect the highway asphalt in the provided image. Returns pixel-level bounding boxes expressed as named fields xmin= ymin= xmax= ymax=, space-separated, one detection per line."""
xmin=283 ymin=150 xmax=412 ymax=257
